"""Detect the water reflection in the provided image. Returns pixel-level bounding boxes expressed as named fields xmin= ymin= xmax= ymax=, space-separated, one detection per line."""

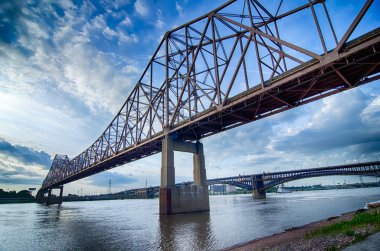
xmin=36 ymin=204 xmax=62 ymax=225
xmin=157 ymin=212 xmax=216 ymax=251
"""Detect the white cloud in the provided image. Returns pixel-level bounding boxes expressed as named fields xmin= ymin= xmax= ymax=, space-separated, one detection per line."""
xmin=58 ymin=43 xmax=135 ymax=113
xmin=122 ymin=64 xmax=140 ymax=74
xmin=361 ymin=95 xmax=380 ymax=126
xmin=92 ymin=15 xmax=107 ymax=30
xmin=0 ymin=92 xmax=93 ymax=156
xmin=155 ymin=19 xmax=164 ymax=29
xmin=134 ymin=0 xmax=149 ymax=17
xmin=103 ymin=26 xmax=118 ymax=39
xmin=118 ymin=31 xmax=138 ymax=44
xmin=175 ymin=2 xmax=183 ymax=16
xmin=120 ymin=16 xmax=133 ymax=27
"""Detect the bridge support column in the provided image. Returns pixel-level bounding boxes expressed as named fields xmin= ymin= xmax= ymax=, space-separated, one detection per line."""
xmin=252 ymin=174 xmax=266 ymax=199
xmin=160 ymin=135 xmax=210 ymax=215
xmin=43 ymin=186 xmax=64 ymax=205
xmin=160 ymin=135 xmax=175 ymax=214
xmin=46 ymin=188 xmax=52 ymax=205
xmin=192 ymin=141 xmax=209 ymax=211
xmin=58 ymin=186 xmax=64 ymax=205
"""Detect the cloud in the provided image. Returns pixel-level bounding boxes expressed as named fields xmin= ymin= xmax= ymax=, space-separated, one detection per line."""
xmin=0 ymin=138 xmax=51 ymax=185
xmin=0 ymin=138 xmax=52 ymax=168
xmin=0 ymin=161 xmax=43 ymax=185
xmin=134 ymin=0 xmax=149 ymax=17
xmin=118 ymin=32 xmax=138 ymax=44
xmin=0 ymin=1 xmax=140 ymax=116
xmin=122 ymin=64 xmax=141 ymax=74
xmin=175 ymin=2 xmax=183 ymax=16
xmin=103 ymin=26 xmax=119 ymax=39
xmin=361 ymin=96 xmax=380 ymax=126
xmin=120 ymin=16 xmax=133 ymax=27
xmin=58 ymin=43 xmax=136 ymax=113
xmin=0 ymin=176 xmax=42 ymax=185
xmin=155 ymin=19 xmax=164 ymax=29
xmin=273 ymin=90 xmax=380 ymax=155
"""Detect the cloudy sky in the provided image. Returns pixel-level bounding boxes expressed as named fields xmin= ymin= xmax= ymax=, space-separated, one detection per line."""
xmin=1 ymin=0 xmax=379 ymax=195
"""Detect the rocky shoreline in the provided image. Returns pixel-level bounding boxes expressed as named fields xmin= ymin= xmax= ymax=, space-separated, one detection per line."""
xmin=224 ymin=207 xmax=380 ymax=251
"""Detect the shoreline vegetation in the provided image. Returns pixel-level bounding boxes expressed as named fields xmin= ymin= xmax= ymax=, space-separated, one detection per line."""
xmin=0 ymin=189 xmax=35 ymax=203
xmin=226 ymin=204 xmax=380 ymax=251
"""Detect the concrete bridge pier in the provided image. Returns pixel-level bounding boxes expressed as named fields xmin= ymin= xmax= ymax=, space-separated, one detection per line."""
xmin=46 ymin=188 xmax=52 ymax=204
xmin=58 ymin=185 xmax=63 ymax=205
xmin=43 ymin=186 xmax=64 ymax=205
xmin=160 ymin=135 xmax=210 ymax=215
xmin=252 ymin=174 xmax=266 ymax=199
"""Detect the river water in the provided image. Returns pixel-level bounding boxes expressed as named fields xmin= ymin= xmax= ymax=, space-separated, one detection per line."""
xmin=0 ymin=187 xmax=379 ymax=251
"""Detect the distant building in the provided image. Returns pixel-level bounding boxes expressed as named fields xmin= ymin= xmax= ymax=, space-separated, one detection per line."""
xmin=210 ymin=185 xmax=226 ymax=194
xmin=226 ymin=185 xmax=237 ymax=193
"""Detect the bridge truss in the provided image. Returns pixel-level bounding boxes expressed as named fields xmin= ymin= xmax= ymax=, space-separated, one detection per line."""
xmin=41 ymin=0 xmax=380 ymax=191
xmin=207 ymin=161 xmax=380 ymax=191
xmin=121 ymin=160 xmax=380 ymax=195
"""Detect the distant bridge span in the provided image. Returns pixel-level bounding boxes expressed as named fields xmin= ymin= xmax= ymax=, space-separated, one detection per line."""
xmin=39 ymin=0 xmax=380 ymax=214
xmin=207 ymin=160 xmax=380 ymax=196
xmin=123 ymin=160 xmax=380 ymax=198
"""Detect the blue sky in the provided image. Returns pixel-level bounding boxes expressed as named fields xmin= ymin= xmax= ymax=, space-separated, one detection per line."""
xmin=0 ymin=0 xmax=379 ymax=195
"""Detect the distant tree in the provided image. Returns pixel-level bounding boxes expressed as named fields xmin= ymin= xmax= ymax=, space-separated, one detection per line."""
xmin=0 ymin=190 xmax=17 ymax=198
xmin=17 ymin=190 xmax=32 ymax=198
xmin=0 ymin=190 xmax=6 ymax=198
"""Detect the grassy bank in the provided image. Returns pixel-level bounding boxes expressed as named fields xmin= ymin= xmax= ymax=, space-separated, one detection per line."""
xmin=227 ymin=208 xmax=380 ymax=251
xmin=307 ymin=209 xmax=380 ymax=249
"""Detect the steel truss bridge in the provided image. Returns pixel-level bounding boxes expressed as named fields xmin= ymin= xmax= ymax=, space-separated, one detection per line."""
xmin=207 ymin=160 xmax=380 ymax=191
xmin=39 ymin=0 xmax=380 ymax=195
xmin=123 ymin=160 xmax=380 ymax=196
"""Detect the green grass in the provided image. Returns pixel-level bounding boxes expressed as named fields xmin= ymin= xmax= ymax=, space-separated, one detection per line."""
xmin=308 ymin=210 xmax=380 ymax=241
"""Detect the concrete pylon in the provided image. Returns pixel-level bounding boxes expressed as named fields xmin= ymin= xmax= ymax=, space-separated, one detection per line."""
xmin=160 ymin=135 xmax=175 ymax=214
xmin=252 ymin=174 xmax=266 ymax=199
xmin=58 ymin=186 xmax=64 ymax=205
xmin=46 ymin=188 xmax=52 ymax=205
xmin=160 ymin=135 xmax=210 ymax=215
xmin=193 ymin=142 xmax=207 ymax=186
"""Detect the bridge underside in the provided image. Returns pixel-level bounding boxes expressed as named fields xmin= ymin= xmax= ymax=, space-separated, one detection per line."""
xmin=174 ymin=33 xmax=380 ymax=141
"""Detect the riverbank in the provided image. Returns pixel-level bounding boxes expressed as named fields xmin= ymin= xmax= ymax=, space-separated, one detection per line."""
xmin=0 ymin=198 xmax=36 ymax=204
xmin=225 ymin=206 xmax=380 ymax=251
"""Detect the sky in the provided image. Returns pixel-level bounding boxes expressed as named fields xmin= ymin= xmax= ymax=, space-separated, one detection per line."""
xmin=0 ymin=0 xmax=379 ymax=195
